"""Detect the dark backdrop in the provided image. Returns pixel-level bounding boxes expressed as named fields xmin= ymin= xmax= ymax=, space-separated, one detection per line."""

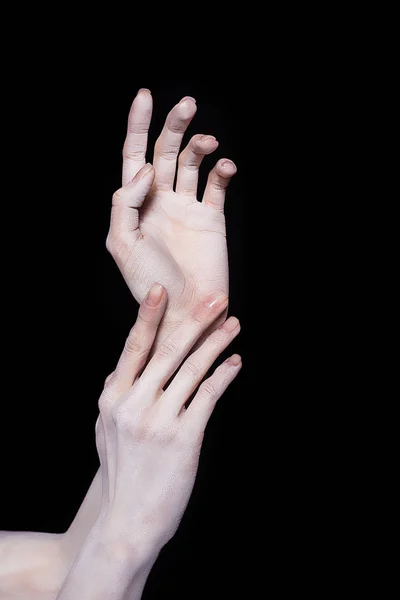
xmin=0 ymin=70 xmax=261 ymax=598
xmin=0 ymin=17 xmax=352 ymax=596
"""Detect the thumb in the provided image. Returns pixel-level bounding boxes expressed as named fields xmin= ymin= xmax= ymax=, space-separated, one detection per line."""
xmin=113 ymin=163 xmax=155 ymax=209
xmin=108 ymin=164 xmax=155 ymax=245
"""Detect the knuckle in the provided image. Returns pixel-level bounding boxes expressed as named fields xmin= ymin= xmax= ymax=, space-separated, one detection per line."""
xmin=137 ymin=306 xmax=154 ymax=324
xmin=199 ymin=380 xmax=218 ymax=399
xmin=112 ymin=404 xmax=131 ymax=430
xmin=155 ymin=143 xmax=178 ymax=161
xmin=182 ymin=359 xmax=200 ymax=379
xmin=210 ymin=178 xmax=227 ymax=191
xmin=157 ymin=422 xmax=179 ymax=445
xmin=132 ymin=419 xmax=151 ymax=441
xmin=158 ymin=424 xmax=178 ymax=444
xmin=157 ymin=338 xmax=179 ymax=360
xmin=126 ymin=121 xmax=149 ymax=135
xmin=123 ymin=143 xmax=145 ymax=161
xmin=191 ymin=308 xmax=207 ymax=324
xmin=124 ymin=333 xmax=144 ymax=356
xmin=166 ymin=113 xmax=186 ymax=134
xmin=179 ymin=152 xmax=199 ymax=170
xmin=112 ymin=189 xmax=124 ymax=206
xmin=180 ymin=135 xmax=203 ymax=158
xmin=208 ymin=331 xmax=225 ymax=348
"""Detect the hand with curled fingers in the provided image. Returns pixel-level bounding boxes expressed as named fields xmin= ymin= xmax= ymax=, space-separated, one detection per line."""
xmin=57 ymin=284 xmax=241 ymax=599
xmin=106 ymin=90 xmax=237 ymax=338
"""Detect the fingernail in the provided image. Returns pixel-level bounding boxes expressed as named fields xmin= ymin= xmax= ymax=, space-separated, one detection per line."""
xmin=146 ymin=283 xmax=164 ymax=307
xmin=201 ymin=135 xmax=217 ymax=142
xmin=180 ymin=96 xmax=196 ymax=104
xmin=220 ymin=317 xmax=239 ymax=332
xmin=220 ymin=159 xmax=235 ymax=168
xmin=138 ymin=163 xmax=153 ymax=180
xmin=227 ymin=354 xmax=242 ymax=367
xmin=203 ymin=292 xmax=228 ymax=310
xmin=138 ymin=88 xmax=151 ymax=94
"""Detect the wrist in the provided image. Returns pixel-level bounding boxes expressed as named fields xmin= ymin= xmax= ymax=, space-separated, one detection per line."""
xmin=94 ymin=514 xmax=162 ymax=572
xmin=56 ymin=523 xmax=155 ymax=600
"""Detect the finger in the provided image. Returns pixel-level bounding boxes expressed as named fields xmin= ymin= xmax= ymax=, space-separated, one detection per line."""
xmin=175 ymin=134 xmax=219 ymax=196
xmin=153 ymin=96 xmax=197 ymax=191
xmin=183 ymin=354 xmax=242 ymax=434
xmin=107 ymin=164 xmax=155 ymax=261
xmin=139 ymin=291 xmax=228 ymax=394
xmin=160 ymin=317 xmax=240 ymax=417
xmin=107 ymin=283 xmax=167 ymax=395
xmin=122 ymin=89 xmax=153 ymax=186
xmin=97 ymin=282 xmax=166 ymax=455
xmin=202 ymin=159 xmax=237 ymax=212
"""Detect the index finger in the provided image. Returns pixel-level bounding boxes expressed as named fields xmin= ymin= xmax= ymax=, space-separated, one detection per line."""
xmin=122 ymin=89 xmax=153 ymax=185
xmin=106 ymin=283 xmax=167 ymax=395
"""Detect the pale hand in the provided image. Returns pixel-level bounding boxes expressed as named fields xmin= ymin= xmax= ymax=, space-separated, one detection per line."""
xmin=106 ymin=90 xmax=237 ymax=331
xmin=96 ymin=284 xmax=241 ymax=552
xmin=57 ymin=285 xmax=241 ymax=599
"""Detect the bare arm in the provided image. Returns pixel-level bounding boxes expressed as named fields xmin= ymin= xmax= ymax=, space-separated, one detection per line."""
xmin=60 ymin=87 xmax=237 ymax=567
xmin=57 ymin=285 xmax=241 ymax=599
xmin=0 ymin=471 xmax=104 ymax=599
xmin=0 ymin=531 xmax=67 ymax=600
xmin=0 ymin=90 xmax=237 ymax=599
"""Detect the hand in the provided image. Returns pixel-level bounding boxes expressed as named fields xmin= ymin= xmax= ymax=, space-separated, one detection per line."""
xmin=96 ymin=283 xmax=241 ymax=553
xmin=58 ymin=285 xmax=241 ymax=599
xmin=106 ymin=90 xmax=237 ymax=335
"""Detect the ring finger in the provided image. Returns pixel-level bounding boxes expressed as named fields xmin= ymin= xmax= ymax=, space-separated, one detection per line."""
xmin=175 ymin=134 xmax=219 ymax=196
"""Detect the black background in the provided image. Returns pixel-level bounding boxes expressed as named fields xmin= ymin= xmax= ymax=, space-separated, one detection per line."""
xmin=0 ymin=67 xmax=265 ymax=598
xmin=0 ymin=18 xmax=357 ymax=598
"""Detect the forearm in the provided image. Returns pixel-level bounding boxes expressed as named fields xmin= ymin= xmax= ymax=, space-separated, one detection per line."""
xmin=0 ymin=471 xmax=103 ymax=599
xmin=0 ymin=530 xmax=68 ymax=600
xmin=56 ymin=519 xmax=159 ymax=600
xmin=62 ymin=468 xmax=102 ymax=562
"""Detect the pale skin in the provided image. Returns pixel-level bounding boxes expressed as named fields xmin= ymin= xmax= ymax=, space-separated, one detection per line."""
xmin=57 ymin=285 xmax=241 ymax=599
xmin=110 ymin=89 xmax=236 ymax=334
xmin=0 ymin=90 xmax=237 ymax=598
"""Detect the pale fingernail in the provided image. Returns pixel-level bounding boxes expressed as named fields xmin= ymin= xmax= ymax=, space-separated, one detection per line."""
xmin=220 ymin=159 xmax=235 ymax=169
xmin=180 ymin=96 xmax=196 ymax=104
xmin=227 ymin=354 xmax=242 ymax=367
xmin=146 ymin=283 xmax=164 ymax=307
xmin=220 ymin=317 xmax=239 ymax=332
xmin=138 ymin=88 xmax=151 ymax=94
xmin=203 ymin=292 xmax=228 ymax=310
xmin=138 ymin=163 xmax=153 ymax=180
xmin=201 ymin=135 xmax=217 ymax=142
